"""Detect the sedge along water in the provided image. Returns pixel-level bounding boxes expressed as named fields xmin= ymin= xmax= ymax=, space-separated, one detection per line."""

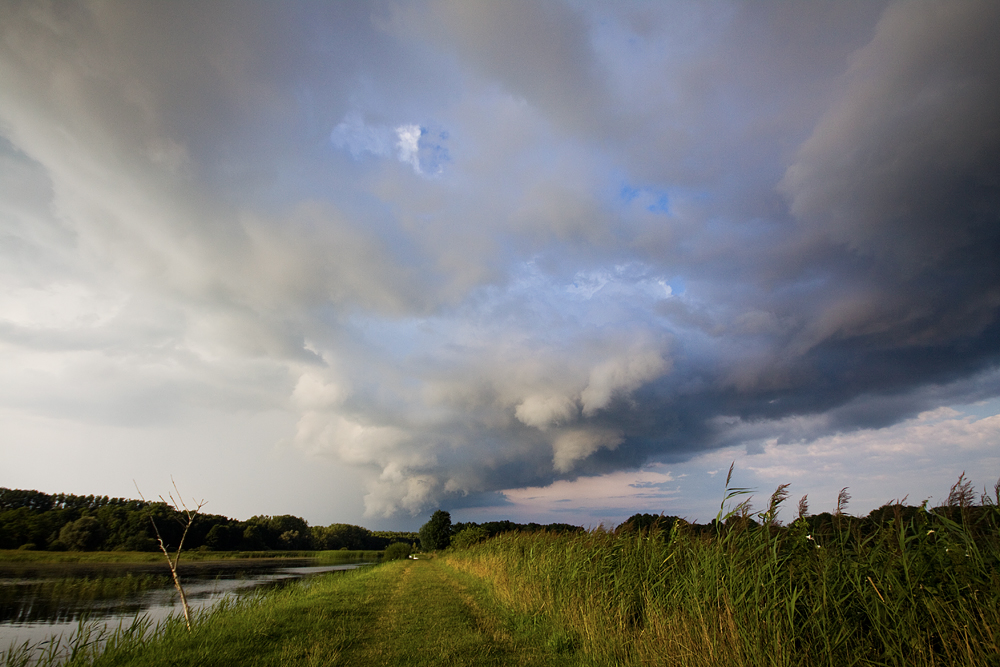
xmin=0 ymin=558 xmax=368 ymax=660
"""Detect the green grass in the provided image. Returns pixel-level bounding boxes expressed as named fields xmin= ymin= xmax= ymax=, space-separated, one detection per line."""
xmin=2 ymin=559 xmax=581 ymax=667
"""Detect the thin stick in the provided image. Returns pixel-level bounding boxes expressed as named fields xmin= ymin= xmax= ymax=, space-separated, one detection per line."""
xmin=134 ymin=478 xmax=206 ymax=631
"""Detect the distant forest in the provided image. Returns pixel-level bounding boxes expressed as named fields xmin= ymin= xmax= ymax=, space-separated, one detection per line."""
xmin=0 ymin=487 xmax=583 ymax=552
xmin=0 ymin=487 xmax=419 ymax=552
xmin=9 ymin=483 xmax=991 ymax=554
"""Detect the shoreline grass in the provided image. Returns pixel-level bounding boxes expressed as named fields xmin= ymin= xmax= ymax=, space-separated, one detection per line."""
xmin=3 ymin=559 xmax=580 ymax=667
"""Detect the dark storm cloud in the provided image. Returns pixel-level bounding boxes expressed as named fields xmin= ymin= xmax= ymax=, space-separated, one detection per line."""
xmin=1 ymin=1 xmax=998 ymax=518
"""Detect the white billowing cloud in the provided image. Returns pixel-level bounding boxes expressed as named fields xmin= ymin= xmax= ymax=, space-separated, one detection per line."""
xmin=292 ymin=409 xmax=410 ymax=467
xmin=290 ymin=368 xmax=412 ymax=468
xmin=366 ymin=472 xmax=441 ymax=517
xmin=515 ymin=394 xmax=578 ymax=430
xmin=395 ymin=124 xmax=422 ymax=173
xmin=552 ymin=427 xmax=624 ymax=473
xmin=263 ymin=255 xmax=675 ymax=516
xmin=290 ymin=369 xmax=349 ymax=411
xmin=581 ymin=345 xmax=670 ymax=416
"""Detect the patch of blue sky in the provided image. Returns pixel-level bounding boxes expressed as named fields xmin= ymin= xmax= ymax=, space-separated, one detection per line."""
xmin=619 ymin=185 xmax=641 ymax=203
xmin=415 ymin=126 xmax=451 ymax=176
xmin=618 ymin=183 xmax=671 ymax=215
xmin=668 ymin=276 xmax=687 ymax=296
xmin=647 ymin=193 xmax=670 ymax=214
xmin=953 ymin=394 xmax=1000 ymax=420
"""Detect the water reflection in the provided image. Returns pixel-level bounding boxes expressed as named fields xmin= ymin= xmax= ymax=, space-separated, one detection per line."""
xmin=0 ymin=558 xmax=368 ymax=656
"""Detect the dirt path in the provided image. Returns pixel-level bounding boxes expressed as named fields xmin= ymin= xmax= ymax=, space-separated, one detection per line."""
xmin=335 ymin=558 xmax=523 ymax=666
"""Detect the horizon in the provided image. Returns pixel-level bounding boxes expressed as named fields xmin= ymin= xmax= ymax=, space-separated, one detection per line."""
xmin=4 ymin=464 xmax=995 ymax=534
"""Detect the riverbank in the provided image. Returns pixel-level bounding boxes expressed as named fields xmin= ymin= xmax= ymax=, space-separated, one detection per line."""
xmin=5 ymin=558 xmax=580 ymax=667
xmin=1 ymin=553 xmax=380 ymax=664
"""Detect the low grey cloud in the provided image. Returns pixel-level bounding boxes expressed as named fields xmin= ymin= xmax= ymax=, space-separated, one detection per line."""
xmin=1 ymin=1 xmax=998 ymax=522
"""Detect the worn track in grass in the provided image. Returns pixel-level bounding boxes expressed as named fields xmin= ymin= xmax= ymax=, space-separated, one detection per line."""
xmin=76 ymin=558 xmax=577 ymax=667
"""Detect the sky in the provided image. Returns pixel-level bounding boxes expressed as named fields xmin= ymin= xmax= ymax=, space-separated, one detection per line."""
xmin=1 ymin=1 xmax=999 ymax=531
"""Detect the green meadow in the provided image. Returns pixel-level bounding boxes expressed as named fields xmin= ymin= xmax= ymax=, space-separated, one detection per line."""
xmin=4 ymin=480 xmax=999 ymax=666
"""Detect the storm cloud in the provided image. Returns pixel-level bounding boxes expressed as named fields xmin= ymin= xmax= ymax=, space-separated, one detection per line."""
xmin=1 ymin=1 xmax=998 ymax=522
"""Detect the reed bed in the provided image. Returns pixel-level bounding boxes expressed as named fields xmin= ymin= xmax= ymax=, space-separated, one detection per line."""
xmin=444 ymin=487 xmax=1000 ymax=666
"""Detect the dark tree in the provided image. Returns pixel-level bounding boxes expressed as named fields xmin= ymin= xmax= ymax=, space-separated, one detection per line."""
xmin=316 ymin=523 xmax=373 ymax=550
xmin=58 ymin=516 xmax=106 ymax=551
xmin=384 ymin=542 xmax=412 ymax=560
xmin=204 ymin=523 xmax=242 ymax=550
xmin=419 ymin=510 xmax=452 ymax=551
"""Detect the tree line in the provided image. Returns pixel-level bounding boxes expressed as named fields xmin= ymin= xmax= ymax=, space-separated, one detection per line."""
xmin=0 ymin=487 xmax=417 ymax=552
xmin=418 ymin=474 xmax=1000 ymax=552
xmin=418 ymin=509 xmax=585 ymax=551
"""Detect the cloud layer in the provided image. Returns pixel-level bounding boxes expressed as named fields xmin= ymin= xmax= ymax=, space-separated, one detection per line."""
xmin=1 ymin=1 xmax=998 ymax=522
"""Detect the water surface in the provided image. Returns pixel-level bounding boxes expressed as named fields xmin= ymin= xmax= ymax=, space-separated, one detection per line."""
xmin=0 ymin=558 xmax=367 ymax=658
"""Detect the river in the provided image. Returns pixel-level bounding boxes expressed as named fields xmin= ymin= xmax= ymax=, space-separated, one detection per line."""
xmin=0 ymin=557 xmax=369 ymax=662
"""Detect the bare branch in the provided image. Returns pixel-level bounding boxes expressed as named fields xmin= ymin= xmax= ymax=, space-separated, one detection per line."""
xmin=133 ymin=479 xmax=204 ymax=632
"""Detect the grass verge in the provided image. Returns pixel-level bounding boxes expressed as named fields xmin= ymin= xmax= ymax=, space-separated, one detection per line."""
xmin=2 ymin=559 xmax=583 ymax=667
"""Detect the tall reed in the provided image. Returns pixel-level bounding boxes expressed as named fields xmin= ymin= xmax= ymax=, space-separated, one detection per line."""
xmin=444 ymin=483 xmax=1000 ymax=666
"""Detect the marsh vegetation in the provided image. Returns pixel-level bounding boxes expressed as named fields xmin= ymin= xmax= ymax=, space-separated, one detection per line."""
xmin=444 ymin=475 xmax=1000 ymax=666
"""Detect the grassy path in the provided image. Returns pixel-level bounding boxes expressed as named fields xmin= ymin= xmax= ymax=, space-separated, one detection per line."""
xmin=76 ymin=558 xmax=578 ymax=667
xmin=340 ymin=559 xmax=532 ymax=665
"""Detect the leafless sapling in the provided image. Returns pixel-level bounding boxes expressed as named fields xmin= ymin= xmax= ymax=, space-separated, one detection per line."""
xmin=134 ymin=478 xmax=205 ymax=631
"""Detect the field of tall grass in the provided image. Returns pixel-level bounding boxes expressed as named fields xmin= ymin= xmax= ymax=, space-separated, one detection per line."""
xmin=444 ymin=475 xmax=1000 ymax=666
